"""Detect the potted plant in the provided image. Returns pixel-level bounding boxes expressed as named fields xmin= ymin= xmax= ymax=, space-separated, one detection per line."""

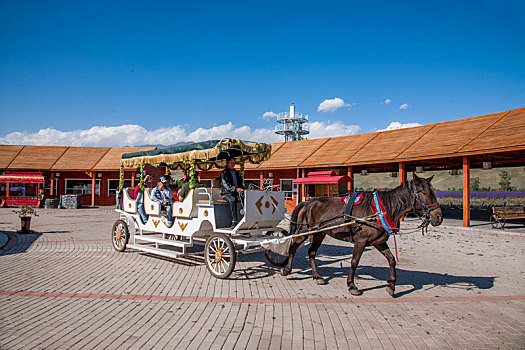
xmin=12 ymin=205 xmax=39 ymax=233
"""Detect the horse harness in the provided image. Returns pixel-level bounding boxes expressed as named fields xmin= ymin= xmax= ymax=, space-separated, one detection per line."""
xmin=294 ymin=180 xmax=440 ymax=239
xmin=408 ymin=180 xmax=440 ymax=234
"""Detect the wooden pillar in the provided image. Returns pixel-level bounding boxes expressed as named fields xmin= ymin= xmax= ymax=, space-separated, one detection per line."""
xmin=131 ymin=171 xmax=135 ymax=188
xmin=50 ymin=172 xmax=54 ymax=196
xmin=399 ymin=162 xmax=406 ymax=185
xmin=91 ymin=173 xmax=96 ymax=207
xmin=6 ymin=183 xmax=10 ymax=196
xmin=463 ymin=156 xmax=470 ymax=227
xmin=259 ymin=171 xmax=264 ymax=189
xmin=301 ymin=168 xmax=306 ymax=202
xmin=347 ymin=166 xmax=354 ymax=192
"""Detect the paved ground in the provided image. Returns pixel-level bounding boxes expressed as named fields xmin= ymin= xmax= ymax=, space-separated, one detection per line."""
xmin=0 ymin=207 xmax=524 ymax=349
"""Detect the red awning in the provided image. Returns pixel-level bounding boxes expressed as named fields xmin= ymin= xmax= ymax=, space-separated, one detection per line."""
xmin=0 ymin=174 xmax=45 ymax=184
xmin=293 ymin=175 xmax=352 ymax=185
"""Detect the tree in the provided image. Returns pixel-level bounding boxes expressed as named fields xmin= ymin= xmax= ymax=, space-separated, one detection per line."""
xmin=470 ymin=177 xmax=480 ymax=191
xmin=499 ymin=170 xmax=512 ymax=191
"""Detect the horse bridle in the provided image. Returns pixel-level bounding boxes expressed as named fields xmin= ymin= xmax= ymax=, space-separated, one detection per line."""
xmin=409 ymin=180 xmax=440 ymax=233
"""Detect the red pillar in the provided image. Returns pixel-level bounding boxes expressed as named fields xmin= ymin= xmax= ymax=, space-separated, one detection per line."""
xmin=399 ymin=162 xmax=406 ymax=185
xmin=259 ymin=171 xmax=263 ymax=189
xmin=50 ymin=172 xmax=54 ymax=196
xmin=131 ymin=171 xmax=135 ymax=188
xmin=91 ymin=173 xmax=96 ymax=207
xmin=463 ymin=156 xmax=470 ymax=227
xmin=347 ymin=166 xmax=354 ymax=192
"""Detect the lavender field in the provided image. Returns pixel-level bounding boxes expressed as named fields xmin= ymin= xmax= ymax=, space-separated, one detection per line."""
xmin=435 ymin=191 xmax=525 ymax=207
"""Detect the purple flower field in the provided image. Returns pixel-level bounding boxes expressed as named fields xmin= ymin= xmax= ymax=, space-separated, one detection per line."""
xmin=435 ymin=191 xmax=525 ymax=199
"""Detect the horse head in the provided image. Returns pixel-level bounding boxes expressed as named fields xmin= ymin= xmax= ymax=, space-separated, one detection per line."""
xmin=410 ymin=172 xmax=443 ymax=227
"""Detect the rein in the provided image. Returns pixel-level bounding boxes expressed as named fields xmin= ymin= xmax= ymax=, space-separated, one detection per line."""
xmin=410 ymin=184 xmax=440 ymax=234
xmin=290 ymin=180 xmax=441 ymax=236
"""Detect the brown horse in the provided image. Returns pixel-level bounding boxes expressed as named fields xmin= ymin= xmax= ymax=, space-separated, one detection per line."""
xmin=282 ymin=173 xmax=443 ymax=297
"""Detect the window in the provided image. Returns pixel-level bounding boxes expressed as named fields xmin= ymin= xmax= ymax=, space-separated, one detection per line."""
xmin=65 ymin=179 xmax=100 ymax=195
xmin=7 ymin=183 xmax=38 ymax=197
xmin=108 ymin=179 xmax=132 ymax=195
xmin=280 ymin=179 xmax=294 ymax=199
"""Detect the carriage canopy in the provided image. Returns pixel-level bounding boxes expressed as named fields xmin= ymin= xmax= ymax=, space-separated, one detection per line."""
xmin=120 ymin=139 xmax=271 ymax=171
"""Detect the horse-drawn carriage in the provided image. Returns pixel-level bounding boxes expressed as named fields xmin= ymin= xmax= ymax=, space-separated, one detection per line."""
xmin=111 ymin=138 xmax=444 ymax=297
xmin=111 ymin=139 xmax=289 ymax=278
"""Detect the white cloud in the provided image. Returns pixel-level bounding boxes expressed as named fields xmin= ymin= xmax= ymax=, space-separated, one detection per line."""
xmin=384 ymin=98 xmax=391 ymax=105
xmin=308 ymin=121 xmax=361 ymax=138
xmin=0 ymin=123 xmax=281 ymax=146
xmin=0 ymin=120 xmax=363 ymax=146
xmin=317 ymin=97 xmax=350 ymax=112
xmin=262 ymin=111 xmax=278 ymax=120
xmin=378 ymin=121 xmax=422 ymax=132
xmin=399 ymin=103 xmax=409 ymax=110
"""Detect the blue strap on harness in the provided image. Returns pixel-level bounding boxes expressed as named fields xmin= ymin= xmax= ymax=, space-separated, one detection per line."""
xmin=373 ymin=191 xmax=395 ymax=235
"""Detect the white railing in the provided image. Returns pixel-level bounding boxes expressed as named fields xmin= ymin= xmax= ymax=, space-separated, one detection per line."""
xmin=274 ymin=124 xmax=310 ymax=133
xmin=276 ymin=112 xmax=309 ymax=122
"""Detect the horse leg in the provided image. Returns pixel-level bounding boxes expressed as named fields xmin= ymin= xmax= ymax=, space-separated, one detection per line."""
xmin=347 ymin=240 xmax=366 ymax=296
xmin=281 ymin=236 xmax=307 ymax=276
xmin=375 ymin=242 xmax=397 ymax=297
xmin=308 ymin=233 xmax=326 ymax=285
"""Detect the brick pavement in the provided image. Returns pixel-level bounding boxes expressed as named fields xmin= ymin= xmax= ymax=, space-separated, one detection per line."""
xmin=0 ymin=207 xmax=524 ymax=349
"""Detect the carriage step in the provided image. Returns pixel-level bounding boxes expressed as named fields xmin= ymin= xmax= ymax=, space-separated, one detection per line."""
xmin=134 ymin=235 xmax=192 ymax=248
xmin=127 ymin=244 xmax=185 ymax=259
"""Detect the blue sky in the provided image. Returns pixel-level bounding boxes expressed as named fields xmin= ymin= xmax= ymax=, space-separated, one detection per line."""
xmin=1 ymin=0 xmax=524 ymax=146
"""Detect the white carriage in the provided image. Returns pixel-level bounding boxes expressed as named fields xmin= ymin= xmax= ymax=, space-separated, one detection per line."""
xmin=111 ymin=139 xmax=289 ymax=278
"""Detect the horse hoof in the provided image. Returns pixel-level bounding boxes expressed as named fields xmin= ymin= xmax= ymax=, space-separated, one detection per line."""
xmin=349 ymin=288 xmax=362 ymax=296
xmin=281 ymin=268 xmax=290 ymax=276
xmin=386 ymin=286 xmax=395 ymax=297
xmin=314 ymin=278 xmax=326 ymax=285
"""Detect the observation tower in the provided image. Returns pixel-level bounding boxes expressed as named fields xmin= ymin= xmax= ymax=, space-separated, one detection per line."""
xmin=274 ymin=103 xmax=310 ymax=142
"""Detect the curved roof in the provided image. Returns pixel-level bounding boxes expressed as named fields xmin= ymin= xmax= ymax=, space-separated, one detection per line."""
xmin=0 ymin=146 xmax=155 ymax=171
xmin=0 ymin=107 xmax=523 ymax=172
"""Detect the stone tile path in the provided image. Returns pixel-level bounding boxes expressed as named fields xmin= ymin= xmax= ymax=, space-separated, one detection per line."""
xmin=0 ymin=207 xmax=524 ymax=349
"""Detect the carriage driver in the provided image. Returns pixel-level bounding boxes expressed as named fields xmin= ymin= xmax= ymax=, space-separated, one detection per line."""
xmin=221 ymin=157 xmax=244 ymax=228
xmin=151 ymin=176 xmax=174 ymax=227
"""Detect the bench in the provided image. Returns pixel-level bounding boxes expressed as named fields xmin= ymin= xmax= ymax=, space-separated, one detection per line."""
xmin=198 ymin=199 xmax=229 ymax=205
xmin=0 ymin=196 xmax=40 ymax=208
xmin=491 ymin=206 xmax=525 ymax=229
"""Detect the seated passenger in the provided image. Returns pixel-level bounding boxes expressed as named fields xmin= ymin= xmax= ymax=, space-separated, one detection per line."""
xmin=179 ymin=171 xmax=204 ymax=200
xmin=134 ymin=175 xmax=151 ymax=224
xmin=172 ymin=172 xmax=189 ymax=201
xmin=151 ymin=176 xmax=174 ymax=227
xmin=173 ymin=172 xmax=189 ymax=190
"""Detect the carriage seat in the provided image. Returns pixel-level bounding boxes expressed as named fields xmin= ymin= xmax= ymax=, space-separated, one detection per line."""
xmin=123 ymin=187 xmax=137 ymax=214
xmin=171 ymin=188 xmax=197 ymax=218
xmin=198 ymin=199 xmax=228 ymax=205
xmin=144 ymin=188 xmax=161 ymax=216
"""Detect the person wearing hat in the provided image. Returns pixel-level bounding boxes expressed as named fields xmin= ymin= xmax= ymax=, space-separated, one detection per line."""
xmin=151 ymin=176 xmax=174 ymax=227
xmin=221 ymin=157 xmax=244 ymax=228
xmin=178 ymin=171 xmax=205 ymax=200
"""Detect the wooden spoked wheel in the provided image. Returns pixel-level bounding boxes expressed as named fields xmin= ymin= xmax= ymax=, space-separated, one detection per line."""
xmin=490 ymin=215 xmax=505 ymax=229
xmin=112 ymin=220 xmax=129 ymax=252
xmin=205 ymin=233 xmax=236 ymax=279
xmin=264 ymin=230 xmax=290 ymax=267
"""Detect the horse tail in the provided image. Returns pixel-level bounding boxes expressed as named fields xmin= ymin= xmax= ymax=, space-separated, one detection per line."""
xmin=289 ymin=201 xmax=306 ymax=236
